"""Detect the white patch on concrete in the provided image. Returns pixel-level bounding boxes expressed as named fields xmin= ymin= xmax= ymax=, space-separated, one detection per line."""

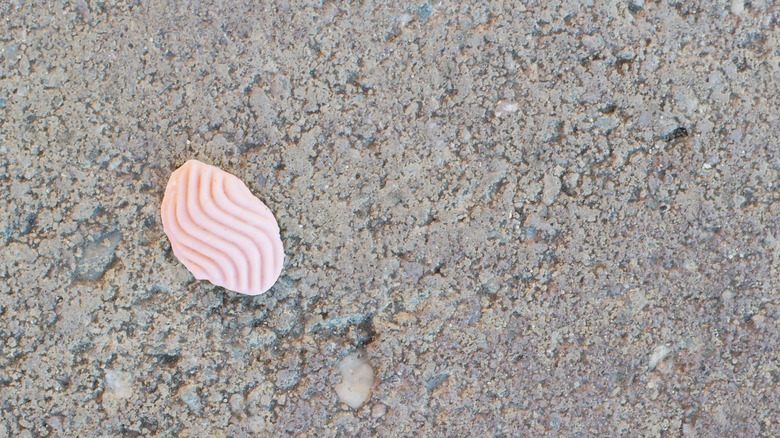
xmin=495 ymin=100 xmax=519 ymax=118
xmin=104 ymin=370 xmax=133 ymax=399
xmin=334 ymin=352 xmax=374 ymax=409
xmin=648 ymin=345 xmax=671 ymax=370
xmin=731 ymin=0 xmax=745 ymax=15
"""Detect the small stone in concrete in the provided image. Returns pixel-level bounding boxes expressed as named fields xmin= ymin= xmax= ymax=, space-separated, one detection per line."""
xmin=494 ymin=100 xmax=519 ymax=118
xmin=334 ymin=352 xmax=374 ymax=409
xmin=74 ymin=230 xmax=122 ymax=281
xmin=180 ymin=386 xmax=202 ymax=414
xmin=104 ymin=370 xmax=132 ymax=399
xmin=648 ymin=345 xmax=672 ymax=370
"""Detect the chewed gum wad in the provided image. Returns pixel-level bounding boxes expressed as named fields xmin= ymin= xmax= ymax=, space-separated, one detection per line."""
xmin=160 ymin=159 xmax=285 ymax=295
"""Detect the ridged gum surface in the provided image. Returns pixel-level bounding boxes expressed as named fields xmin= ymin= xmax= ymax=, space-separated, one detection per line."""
xmin=160 ymin=160 xmax=284 ymax=295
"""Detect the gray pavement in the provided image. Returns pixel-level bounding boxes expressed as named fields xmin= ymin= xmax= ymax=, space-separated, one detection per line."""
xmin=0 ymin=0 xmax=778 ymax=436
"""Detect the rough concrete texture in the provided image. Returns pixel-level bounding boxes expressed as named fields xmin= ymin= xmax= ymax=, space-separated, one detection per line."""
xmin=0 ymin=0 xmax=778 ymax=436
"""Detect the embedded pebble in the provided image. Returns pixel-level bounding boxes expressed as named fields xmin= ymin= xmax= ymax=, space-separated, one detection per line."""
xmin=334 ymin=352 xmax=374 ymax=409
xmin=104 ymin=370 xmax=132 ymax=399
xmin=648 ymin=345 xmax=672 ymax=370
xmin=74 ymin=231 xmax=122 ymax=281
xmin=494 ymin=100 xmax=519 ymax=118
xmin=180 ymin=386 xmax=202 ymax=414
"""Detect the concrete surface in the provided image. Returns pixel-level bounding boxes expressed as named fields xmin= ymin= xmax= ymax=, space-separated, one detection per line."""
xmin=1 ymin=0 xmax=778 ymax=436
